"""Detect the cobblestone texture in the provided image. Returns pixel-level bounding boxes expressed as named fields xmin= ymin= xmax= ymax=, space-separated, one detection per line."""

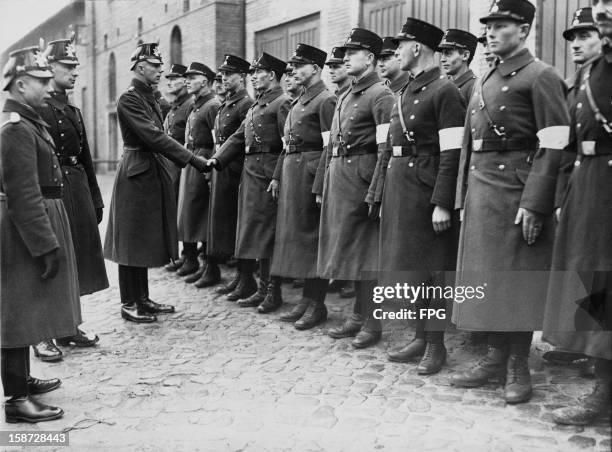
xmin=4 ymin=174 xmax=611 ymax=452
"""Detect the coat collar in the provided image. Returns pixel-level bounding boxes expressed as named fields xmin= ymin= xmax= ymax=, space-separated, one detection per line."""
xmin=453 ymin=69 xmax=476 ymax=89
xmin=46 ymin=91 xmax=71 ymax=110
xmin=131 ymin=78 xmax=156 ymax=100
xmin=496 ymin=48 xmax=535 ymax=77
xmin=172 ymin=91 xmax=192 ymax=108
xmin=3 ymin=98 xmax=49 ymax=129
xmin=409 ymin=66 xmax=443 ymax=93
xmin=194 ymin=91 xmax=215 ymax=108
xmin=387 ymin=72 xmax=412 ymax=94
xmin=335 ymin=83 xmax=350 ymax=97
xmin=255 ymin=86 xmax=284 ymax=105
xmin=298 ymin=80 xmax=327 ymax=105
xmin=224 ymin=88 xmax=250 ymax=107
xmin=350 ymin=70 xmax=381 ymax=93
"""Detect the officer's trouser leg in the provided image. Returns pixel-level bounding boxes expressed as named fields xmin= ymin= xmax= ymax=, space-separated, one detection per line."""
xmin=303 ymin=278 xmax=329 ymax=304
xmin=118 ymin=264 xmax=139 ymax=305
xmin=1 ymin=347 xmax=29 ymax=398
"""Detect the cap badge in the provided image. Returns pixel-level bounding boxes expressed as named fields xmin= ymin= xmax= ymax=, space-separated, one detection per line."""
xmin=153 ymin=46 xmax=162 ymax=58
xmin=491 ymin=1 xmax=499 ymax=13
xmin=65 ymin=43 xmax=76 ymax=58
xmin=33 ymin=51 xmax=48 ymax=68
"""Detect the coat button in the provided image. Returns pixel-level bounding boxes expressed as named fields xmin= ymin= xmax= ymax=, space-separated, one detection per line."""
xmin=348 ymin=131 xmax=352 ymax=135
xmin=350 ymin=116 xmax=354 ymax=120
xmin=421 ymin=86 xmax=426 ymax=91
xmin=470 ymin=165 xmax=475 ymax=170
xmin=498 ymin=164 xmax=505 ymax=170
xmin=408 ymin=162 xmax=414 ymax=167
xmin=414 ymin=100 xmax=419 ymax=104
xmin=501 ymin=86 xmax=509 ymax=92
xmin=226 ymin=113 xmax=230 ymax=116
xmin=608 ymin=160 xmax=612 ymax=167
xmin=471 ymin=109 xmax=475 ymax=114
xmin=510 ymin=71 xmax=516 ymax=76
xmin=60 ymin=133 xmax=65 ymax=137
xmin=65 ymin=171 xmax=69 ymax=175
xmin=353 ymin=104 xmax=357 ymax=107
xmin=471 ymin=128 xmax=476 ymax=133
xmin=577 ymin=123 xmax=581 ymax=128
xmin=410 ymin=115 xmax=415 ymax=120
xmin=58 ymin=120 xmax=62 ymax=124
xmin=347 ymin=159 xmax=351 ymax=163
xmin=499 ymin=126 xmax=505 ymax=132
xmin=301 ymin=108 xmax=305 ymax=112
xmin=577 ymin=103 xmax=582 ymax=109
xmin=347 ymin=144 xmax=351 ymax=149
xmin=53 ymin=164 xmax=57 ymax=168
xmin=574 ymin=160 xmax=581 ymax=167
xmin=500 ymin=106 xmax=506 ymax=111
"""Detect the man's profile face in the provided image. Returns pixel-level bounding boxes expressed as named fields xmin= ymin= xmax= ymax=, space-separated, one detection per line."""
xmin=569 ymin=29 xmax=602 ymax=63
xmin=440 ymin=48 xmax=468 ymax=76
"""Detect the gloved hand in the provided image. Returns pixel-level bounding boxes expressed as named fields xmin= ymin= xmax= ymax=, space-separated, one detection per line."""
xmin=39 ymin=248 xmax=60 ymax=280
xmin=189 ymin=154 xmax=209 ymax=173
xmin=95 ymin=207 xmax=103 ymax=224
xmin=367 ymin=202 xmax=380 ymax=220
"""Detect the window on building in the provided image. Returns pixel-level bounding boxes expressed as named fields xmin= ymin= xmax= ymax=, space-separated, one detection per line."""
xmin=183 ymin=0 xmax=190 ymax=13
xmin=164 ymin=3 xmax=168 ymax=13
xmin=138 ymin=17 xmax=143 ymax=36
xmin=170 ymin=26 xmax=183 ymax=64
xmin=255 ymin=13 xmax=320 ymax=61
xmin=103 ymin=33 xmax=108 ymax=50
xmin=116 ymin=27 xmax=120 ymax=36
xmin=108 ymin=52 xmax=117 ymax=102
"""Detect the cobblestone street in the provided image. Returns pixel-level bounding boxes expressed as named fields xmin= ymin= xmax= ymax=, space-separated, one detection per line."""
xmin=3 ymin=173 xmax=611 ymax=452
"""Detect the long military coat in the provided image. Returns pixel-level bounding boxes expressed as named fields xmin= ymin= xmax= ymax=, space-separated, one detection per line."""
xmin=177 ymin=92 xmax=219 ymax=242
xmin=213 ymin=86 xmax=290 ymax=259
xmin=271 ymin=80 xmax=336 ymax=278
xmin=378 ymin=67 xmax=464 ymax=280
xmin=207 ymin=88 xmax=252 ymax=258
xmin=316 ymin=71 xmax=394 ymax=280
xmin=37 ymin=91 xmax=109 ymax=295
xmin=1 ymin=99 xmax=81 ymax=347
xmin=452 ymin=49 xmax=570 ymax=331
xmin=543 ymin=55 xmax=612 ymax=359
xmin=163 ymin=90 xmax=194 ymax=196
xmin=104 ymin=78 xmax=194 ymax=267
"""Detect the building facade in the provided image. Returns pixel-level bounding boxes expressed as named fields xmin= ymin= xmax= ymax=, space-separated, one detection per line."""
xmin=2 ymin=0 xmax=591 ymax=171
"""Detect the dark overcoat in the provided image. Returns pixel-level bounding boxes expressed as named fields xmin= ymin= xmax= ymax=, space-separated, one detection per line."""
xmin=163 ymin=90 xmax=194 ymax=195
xmin=177 ymin=92 xmax=219 ymax=242
xmin=316 ymin=71 xmax=394 ymax=280
xmin=271 ymin=80 xmax=336 ymax=278
xmin=104 ymin=78 xmax=193 ymax=267
xmin=207 ymin=88 xmax=252 ymax=258
xmin=1 ymin=99 xmax=81 ymax=347
xmin=213 ymin=86 xmax=290 ymax=260
xmin=37 ymin=91 xmax=108 ymax=295
xmin=452 ymin=49 xmax=570 ymax=331
xmin=378 ymin=67 xmax=464 ymax=279
xmin=543 ymin=56 xmax=612 ymax=359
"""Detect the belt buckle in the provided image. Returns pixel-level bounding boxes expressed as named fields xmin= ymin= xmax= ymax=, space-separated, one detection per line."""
xmin=245 ymin=145 xmax=250 ymax=154
xmin=472 ymin=139 xmax=483 ymax=151
xmin=392 ymin=146 xmax=403 ymax=157
xmin=332 ymin=144 xmax=339 ymax=157
xmin=581 ymin=141 xmax=596 ymax=155
xmin=288 ymin=144 xmax=297 ymax=153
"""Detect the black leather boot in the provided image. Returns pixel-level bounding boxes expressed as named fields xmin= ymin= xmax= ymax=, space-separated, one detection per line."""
xmin=32 ymin=340 xmax=62 ymax=362
xmin=279 ymin=298 xmax=311 ymax=322
xmin=164 ymin=255 xmax=184 ymax=272
xmin=451 ymin=345 xmax=509 ymax=387
xmin=5 ymin=396 xmax=63 ymax=423
xmin=351 ymin=318 xmax=382 ymax=348
xmin=137 ymin=267 xmax=175 ymax=314
xmin=503 ymin=333 xmax=533 ymax=404
xmin=258 ymin=277 xmax=283 ymax=313
xmin=177 ymin=243 xmax=199 ymax=276
xmin=552 ymin=377 xmax=611 ymax=425
xmin=119 ymin=266 xmax=157 ymax=323
xmin=194 ymin=257 xmax=221 ymax=288
xmin=216 ymin=268 xmax=240 ymax=295
xmin=328 ymin=313 xmax=364 ymax=339
xmin=294 ymin=300 xmax=328 ymax=330
xmin=27 ymin=376 xmax=61 ymax=395
xmin=237 ymin=261 xmax=269 ymax=307
xmin=388 ymin=308 xmax=427 ymax=362
xmin=227 ymin=260 xmax=257 ymax=301
xmin=416 ymin=332 xmax=447 ymax=375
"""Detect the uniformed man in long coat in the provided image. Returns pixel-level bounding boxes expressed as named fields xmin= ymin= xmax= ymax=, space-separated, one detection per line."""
xmin=543 ymin=7 xmax=601 ymax=367
xmin=209 ymin=55 xmax=257 ymax=300
xmin=545 ymin=2 xmax=612 ymax=426
xmin=316 ymin=28 xmax=394 ymax=348
xmin=27 ymin=38 xmax=105 ymax=361
xmin=378 ymin=37 xmax=411 ymax=95
xmin=208 ymin=53 xmax=291 ymax=313
xmin=104 ymin=42 xmax=209 ymax=323
xmin=379 ymin=19 xmax=465 ymax=375
xmin=1 ymin=44 xmax=81 ymax=422
xmin=162 ymin=63 xmax=193 ymax=272
xmin=269 ymin=44 xmax=336 ymax=330
xmin=450 ymin=0 xmax=570 ymax=404
xmin=438 ymin=29 xmax=478 ymax=106
xmin=175 ymin=62 xmax=220 ymax=286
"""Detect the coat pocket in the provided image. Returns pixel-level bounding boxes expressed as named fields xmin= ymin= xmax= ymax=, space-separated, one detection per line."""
xmin=515 ymin=167 xmax=529 ymax=185
xmin=305 ymin=152 xmax=321 ymax=176
xmin=356 ymin=154 xmax=376 ymax=184
xmin=416 ymin=157 xmax=437 ymax=188
xmin=125 ymin=152 xmax=151 ymax=178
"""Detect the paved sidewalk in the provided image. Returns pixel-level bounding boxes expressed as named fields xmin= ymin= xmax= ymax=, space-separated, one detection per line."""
xmin=3 ymin=173 xmax=610 ymax=451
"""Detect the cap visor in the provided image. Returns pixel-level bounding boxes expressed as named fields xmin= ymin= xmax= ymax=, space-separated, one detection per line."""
xmin=27 ymin=69 xmax=54 ymax=79
xmin=479 ymin=13 xmax=525 ymax=24
xmin=562 ymin=25 xmax=598 ymax=40
xmin=55 ymin=59 xmax=79 ymax=66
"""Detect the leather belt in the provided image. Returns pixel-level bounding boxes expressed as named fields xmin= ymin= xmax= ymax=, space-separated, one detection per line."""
xmin=40 ymin=186 xmax=63 ymax=199
xmin=331 ymin=144 xmax=377 ymax=157
xmin=123 ymin=145 xmax=141 ymax=152
xmin=391 ymin=144 xmax=439 ymax=157
xmin=579 ymin=141 xmax=612 ymax=156
xmin=472 ymin=138 xmax=537 ymax=152
xmin=286 ymin=145 xmax=321 ymax=154
xmin=245 ymin=144 xmax=281 ymax=155
xmin=58 ymin=155 xmax=79 ymax=166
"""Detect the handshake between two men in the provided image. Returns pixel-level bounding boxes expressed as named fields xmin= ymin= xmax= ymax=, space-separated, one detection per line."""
xmin=188 ymin=155 xmax=219 ymax=173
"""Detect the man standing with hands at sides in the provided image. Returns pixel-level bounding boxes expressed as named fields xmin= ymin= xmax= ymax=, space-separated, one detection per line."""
xmin=209 ymin=55 xmax=256 ymax=300
xmin=207 ymin=53 xmax=291 ymax=313
xmin=450 ymin=0 xmax=569 ymax=404
xmin=269 ymin=44 xmax=336 ymax=330
xmin=31 ymin=37 xmax=106 ymax=362
xmin=1 ymin=44 xmax=81 ymax=422
xmin=438 ymin=29 xmax=478 ymax=106
xmin=380 ymin=19 xmax=465 ymax=374
xmin=317 ymin=28 xmax=394 ymax=349
xmin=177 ymin=62 xmax=221 ymax=287
xmin=104 ymin=42 xmax=210 ymax=323
xmin=378 ymin=37 xmax=411 ymax=95
xmin=544 ymin=0 xmax=612 ymax=425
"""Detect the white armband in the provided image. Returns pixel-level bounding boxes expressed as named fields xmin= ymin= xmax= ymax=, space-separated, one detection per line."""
xmin=438 ymin=127 xmax=464 ymax=152
xmin=376 ymin=123 xmax=390 ymax=144
xmin=321 ymin=131 xmax=330 ymax=146
xmin=536 ymin=126 xmax=570 ymax=150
